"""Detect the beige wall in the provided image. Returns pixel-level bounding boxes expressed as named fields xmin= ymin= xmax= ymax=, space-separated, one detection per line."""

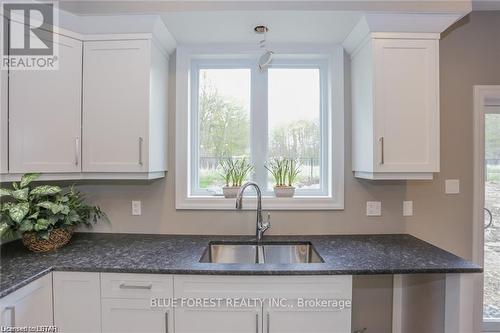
xmin=405 ymin=11 xmax=500 ymax=260
xmin=80 ymin=49 xmax=408 ymax=236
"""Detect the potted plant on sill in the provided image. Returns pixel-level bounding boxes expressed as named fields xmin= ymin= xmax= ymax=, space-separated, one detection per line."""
xmin=265 ymin=158 xmax=301 ymax=198
xmin=0 ymin=173 xmax=108 ymax=252
xmin=219 ymin=158 xmax=254 ymax=198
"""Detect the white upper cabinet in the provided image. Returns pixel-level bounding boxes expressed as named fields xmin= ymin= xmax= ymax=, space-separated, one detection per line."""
xmin=82 ymin=39 xmax=168 ymax=176
xmin=2 ymin=14 xmax=173 ymax=181
xmin=350 ymin=36 xmax=439 ymax=180
xmin=344 ymin=13 xmax=465 ymax=180
xmin=8 ymin=33 xmax=83 ymax=174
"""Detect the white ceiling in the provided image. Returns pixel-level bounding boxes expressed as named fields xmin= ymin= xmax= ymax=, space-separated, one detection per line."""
xmin=161 ymin=11 xmax=363 ymax=44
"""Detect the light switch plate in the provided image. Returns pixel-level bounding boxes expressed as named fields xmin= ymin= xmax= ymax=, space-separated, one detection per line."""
xmin=445 ymin=179 xmax=460 ymax=194
xmin=131 ymin=201 xmax=141 ymax=216
xmin=366 ymin=201 xmax=382 ymax=217
xmin=403 ymin=201 xmax=413 ymax=217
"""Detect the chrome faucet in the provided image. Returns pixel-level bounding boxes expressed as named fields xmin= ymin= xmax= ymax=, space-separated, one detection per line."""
xmin=235 ymin=181 xmax=271 ymax=241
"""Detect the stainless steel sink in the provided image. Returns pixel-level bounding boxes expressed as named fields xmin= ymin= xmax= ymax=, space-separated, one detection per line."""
xmin=199 ymin=242 xmax=324 ymax=264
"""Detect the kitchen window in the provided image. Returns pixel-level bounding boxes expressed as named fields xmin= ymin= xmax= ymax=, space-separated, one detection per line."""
xmin=176 ymin=45 xmax=344 ymax=210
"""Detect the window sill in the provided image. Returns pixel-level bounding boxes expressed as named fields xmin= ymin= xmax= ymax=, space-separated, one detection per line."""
xmin=175 ymin=196 xmax=344 ymax=210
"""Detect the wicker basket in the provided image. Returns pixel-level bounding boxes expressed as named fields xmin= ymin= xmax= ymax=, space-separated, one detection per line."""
xmin=22 ymin=227 xmax=75 ymax=252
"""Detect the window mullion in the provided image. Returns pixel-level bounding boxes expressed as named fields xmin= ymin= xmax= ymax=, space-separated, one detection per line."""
xmin=251 ymin=66 xmax=269 ymax=191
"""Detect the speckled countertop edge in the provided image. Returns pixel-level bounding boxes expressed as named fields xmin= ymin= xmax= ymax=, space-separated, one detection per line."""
xmin=0 ymin=233 xmax=482 ymax=298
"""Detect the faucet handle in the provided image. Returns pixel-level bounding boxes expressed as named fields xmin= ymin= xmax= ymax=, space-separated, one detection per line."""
xmin=265 ymin=213 xmax=271 ymax=228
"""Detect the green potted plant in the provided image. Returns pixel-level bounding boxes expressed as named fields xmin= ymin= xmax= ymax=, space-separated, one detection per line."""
xmin=265 ymin=158 xmax=301 ymax=197
xmin=0 ymin=173 xmax=107 ymax=252
xmin=219 ymin=158 xmax=254 ymax=198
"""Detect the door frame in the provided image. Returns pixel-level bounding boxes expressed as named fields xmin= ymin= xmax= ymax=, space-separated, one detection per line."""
xmin=473 ymin=85 xmax=500 ymax=332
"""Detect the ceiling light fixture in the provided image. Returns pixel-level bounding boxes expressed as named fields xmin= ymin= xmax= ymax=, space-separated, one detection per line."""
xmin=255 ymin=25 xmax=273 ymax=70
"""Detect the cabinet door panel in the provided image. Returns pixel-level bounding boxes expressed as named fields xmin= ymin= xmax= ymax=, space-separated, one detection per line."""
xmin=0 ymin=274 xmax=53 ymax=327
xmin=102 ymin=298 xmax=170 ymax=333
xmin=53 ymin=272 xmax=101 ymax=333
xmin=175 ymin=306 xmax=261 ymax=333
xmin=374 ymin=38 xmax=439 ymax=172
xmin=9 ymin=33 xmax=82 ymax=173
xmin=82 ymin=40 xmax=149 ymax=172
xmin=264 ymin=305 xmax=351 ymax=333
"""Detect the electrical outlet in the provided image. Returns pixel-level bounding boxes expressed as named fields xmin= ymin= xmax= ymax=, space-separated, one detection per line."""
xmin=445 ymin=179 xmax=460 ymax=194
xmin=366 ymin=201 xmax=382 ymax=217
xmin=403 ymin=201 xmax=413 ymax=217
xmin=131 ymin=201 xmax=141 ymax=216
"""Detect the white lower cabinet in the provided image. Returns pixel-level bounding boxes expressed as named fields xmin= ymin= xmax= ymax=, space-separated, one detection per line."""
xmin=53 ymin=272 xmax=101 ymax=333
xmin=173 ymin=275 xmax=352 ymax=333
xmin=0 ymin=274 xmax=53 ymax=328
xmin=2 ymin=273 xmax=352 ymax=333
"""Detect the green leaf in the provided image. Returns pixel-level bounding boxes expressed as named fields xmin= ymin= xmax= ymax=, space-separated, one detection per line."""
xmin=34 ymin=218 xmax=51 ymax=231
xmin=8 ymin=202 xmax=29 ymax=223
xmin=26 ymin=211 xmax=39 ymax=220
xmin=36 ymin=201 xmax=56 ymax=210
xmin=30 ymin=185 xmax=61 ymax=196
xmin=12 ymin=182 xmax=19 ymax=190
xmin=0 ymin=188 xmax=12 ymax=198
xmin=12 ymin=188 xmax=29 ymax=201
xmin=20 ymin=173 xmax=40 ymax=188
xmin=59 ymin=205 xmax=70 ymax=215
xmin=38 ymin=230 xmax=50 ymax=240
xmin=19 ymin=220 xmax=34 ymax=232
xmin=0 ymin=221 xmax=10 ymax=236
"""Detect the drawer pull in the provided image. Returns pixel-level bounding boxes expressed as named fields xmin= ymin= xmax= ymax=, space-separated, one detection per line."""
xmin=119 ymin=283 xmax=152 ymax=290
xmin=138 ymin=137 xmax=144 ymax=166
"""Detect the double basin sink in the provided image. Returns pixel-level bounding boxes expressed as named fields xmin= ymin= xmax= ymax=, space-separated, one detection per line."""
xmin=200 ymin=242 xmax=324 ymax=264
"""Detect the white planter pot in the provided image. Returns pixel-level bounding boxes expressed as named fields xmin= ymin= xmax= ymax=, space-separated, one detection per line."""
xmin=273 ymin=186 xmax=295 ymax=198
xmin=222 ymin=186 xmax=241 ymax=198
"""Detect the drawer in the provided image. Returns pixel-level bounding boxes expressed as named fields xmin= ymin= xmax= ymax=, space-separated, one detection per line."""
xmin=174 ymin=275 xmax=352 ymax=299
xmin=101 ymin=273 xmax=173 ymax=299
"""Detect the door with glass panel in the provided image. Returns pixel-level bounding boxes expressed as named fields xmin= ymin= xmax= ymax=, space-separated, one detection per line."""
xmin=483 ymin=96 xmax=500 ymax=332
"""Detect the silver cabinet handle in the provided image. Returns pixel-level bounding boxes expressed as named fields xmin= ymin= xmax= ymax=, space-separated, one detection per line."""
xmin=75 ymin=137 xmax=79 ymax=166
xmin=138 ymin=137 xmax=144 ymax=166
xmin=255 ymin=312 xmax=259 ymax=333
xmin=379 ymin=137 xmax=385 ymax=165
xmin=266 ymin=312 xmax=270 ymax=333
xmin=5 ymin=306 xmax=15 ymax=326
xmin=165 ymin=311 xmax=169 ymax=333
xmin=119 ymin=283 xmax=152 ymax=290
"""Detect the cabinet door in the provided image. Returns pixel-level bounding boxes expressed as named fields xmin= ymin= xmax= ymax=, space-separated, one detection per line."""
xmin=9 ymin=33 xmax=82 ymax=173
xmin=53 ymin=272 xmax=101 ymax=333
xmin=102 ymin=298 xmax=171 ymax=333
xmin=373 ymin=38 xmax=439 ymax=173
xmin=82 ymin=40 xmax=150 ymax=172
xmin=263 ymin=303 xmax=351 ymax=333
xmin=0 ymin=274 xmax=53 ymax=327
xmin=175 ymin=306 xmax=261 ymax=333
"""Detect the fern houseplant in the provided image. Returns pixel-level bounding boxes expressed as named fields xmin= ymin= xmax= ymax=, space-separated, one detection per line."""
xmin=218 ymin=158 xmax=254 ymax=198
xmin=0 ymin=173 xmax=107 ymax=252
xmin=265 ymin=158 xmax=301 ymax=197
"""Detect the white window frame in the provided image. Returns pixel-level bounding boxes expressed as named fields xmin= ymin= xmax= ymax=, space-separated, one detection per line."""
xmin=176 ymin=44 xmax=345 ymax=210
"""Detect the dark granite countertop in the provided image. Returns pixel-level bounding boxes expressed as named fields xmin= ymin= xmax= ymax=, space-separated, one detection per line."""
xmin=0 ymin=233 xmax=481 ymax=298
